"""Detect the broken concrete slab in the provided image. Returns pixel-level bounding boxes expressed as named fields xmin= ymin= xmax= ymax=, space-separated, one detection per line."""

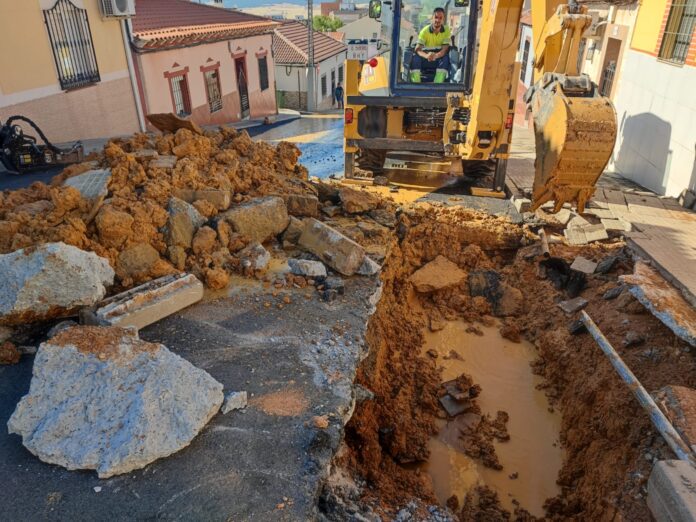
xmin=601 ymin=218 xmax=632 ymax=232
xmin=585 ymin=208 xmax=615 ymax=220
xmin=564 ymin=223 xmax=609 ymax=245
xmin=81 ymin=274 xmax=204 ymax=331
xmin=567 ymin=214 xmax=590 ymax=229
xmin=284 ymin=194 xmax=319 ymax=217
xmin=165 ymin=197 xmax=206 ymax=249
xmin=647 ymin=460 xmax=696 ymax=522
xmin=63 ymin=169 xmax=111 ymax=201
xmin=149 ymin=155 xmax=177 ymax=170
xmin=0 ymin=243 xmax=114 ymax=326
xmin=172 ymin=188 xmax=231 ymax=211
xmin=238 ymin=242 xmax=271 ymax=272
xmin=410 ymin=256 xmax=467 ymax=293
xmin=558 ymin=297 xmax=588 ymax=314
xmin=117 ymin=243 xmax=161 ymax=279
xmin=564 ymin=226 xmax=588 ymax=245
xmin=7 ymin=326 xmax=223 ymax=479
xmin=221 ymin=196 xmax=290 ymax=243
xmin=288 ymin=259 xmax=327 ymax=278
xmin=357 ymin=256 xmax=381 ymax=277
xmin=298 ymin=218 xmax=366 ymax=276
xmin=621 ymin=262 xmax=696 ymax=347
xmin=655 ymin=386 xmax=696 ymax=453
xmin=222 ymin=391 xmax=248 ymax=414
xmin=570 ymin=256 xmax=598 ymax=274
xmin=583 ymin=223 xmax=610 ymax=242
xmin=554 ymin=208 xmax=575 ymax=225
xmin=439 ymin=395 xmax=472 ymax=417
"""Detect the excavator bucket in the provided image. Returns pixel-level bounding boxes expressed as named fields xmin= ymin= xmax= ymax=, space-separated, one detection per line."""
xmin=527 ymin=75 xmax=617 ymax=213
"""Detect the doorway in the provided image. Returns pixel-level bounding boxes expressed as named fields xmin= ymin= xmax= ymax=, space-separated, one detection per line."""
xmin=235 ymin=57 xmax=250 ymax=119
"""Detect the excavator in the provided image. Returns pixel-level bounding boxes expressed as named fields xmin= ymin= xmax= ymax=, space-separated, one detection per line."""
xmin=343 ymin=0 xmax=617 ymax=213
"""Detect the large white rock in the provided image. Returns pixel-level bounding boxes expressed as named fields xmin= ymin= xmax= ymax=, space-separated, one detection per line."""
xmin=7 ymin=326 xmax=223 ymax=478
xmin=0 ymin=243 xmax=114 ymax=325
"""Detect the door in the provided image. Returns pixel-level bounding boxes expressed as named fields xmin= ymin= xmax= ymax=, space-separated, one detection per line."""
xmin=331 ymin=69 xmax=336 ymax=105
xmin=235 ymin=58 xmax=250 ymax=119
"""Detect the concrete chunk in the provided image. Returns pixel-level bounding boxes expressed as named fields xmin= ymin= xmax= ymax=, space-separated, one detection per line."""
xmin=298 ymin=218 xmax=365 ymax=276
xmin=222 ymin=196 xmax=289 ymax=243
xmin=165 ymin=197 xmax=206 ymax=249
xmin=81 ymin=274 xmax=204 ymax=331
xmin=557 ymin=297 xmax=588 ymax=314
xmin=357 ymin=255 xmax=381 ymax=276
xmin=7 ymin=326 xmax=223 ymax=478
xmin=570 ymin=256 xmax=598 ymax=274
xmin=63 ymin=169 xmax=111 ymax=201
xmin=411 ymin=256 xmax=467 ymax=293
xmin=601 ymin=218 xmax=632 ymax=232
xmin=238 ymin=242 xmax=271 ymax=271
xmin=222 ymin=391 xmax=248 ymax=414
xmin=284 ymin=194 xmax=319 ymax=217
xmin=288 ymin=259 xmax=327 ymax=278
xmin=583 ymin=223 xmax=609 ymax=242
xmin=149 ymin=155 xmax=177 ymax=170
xmin=648 ymin=460 xmax=696 ymax=522
xmin=0 ymin=243 xmax=114 ymax=326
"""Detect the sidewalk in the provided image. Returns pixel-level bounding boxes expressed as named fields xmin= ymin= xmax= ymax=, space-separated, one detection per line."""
xmin=508 ymin=122 xmax=696 ymax=307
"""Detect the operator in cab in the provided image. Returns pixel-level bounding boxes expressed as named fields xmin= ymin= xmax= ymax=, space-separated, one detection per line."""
xmin=411 ymin=7 xmax=450 ymax=83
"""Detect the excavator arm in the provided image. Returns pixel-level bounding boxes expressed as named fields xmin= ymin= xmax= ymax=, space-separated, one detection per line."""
xmin=526 ymin=0 xmax=617 ymax=212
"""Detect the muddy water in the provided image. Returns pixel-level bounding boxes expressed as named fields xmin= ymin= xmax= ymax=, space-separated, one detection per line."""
xmin=422 ymin=321 xmax=563 ymax=516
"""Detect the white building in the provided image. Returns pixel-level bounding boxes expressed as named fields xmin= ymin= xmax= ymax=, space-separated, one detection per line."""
xmin=273 ymin=22 xmax=347 ymax=110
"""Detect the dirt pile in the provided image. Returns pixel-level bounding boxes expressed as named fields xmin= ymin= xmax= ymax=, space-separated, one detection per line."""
xmin=0 ymin=125 xmax=388 ymax=292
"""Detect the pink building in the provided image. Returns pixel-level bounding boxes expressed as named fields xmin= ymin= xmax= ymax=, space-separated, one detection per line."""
xmin=131 ymin=0 xmax=279 ymax=127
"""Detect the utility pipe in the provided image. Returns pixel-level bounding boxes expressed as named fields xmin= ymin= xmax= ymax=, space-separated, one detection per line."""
xmin=121 ymin=19 xmax=146 ymax=132
xmin=580 ymin=311 xmax=696 ymax=465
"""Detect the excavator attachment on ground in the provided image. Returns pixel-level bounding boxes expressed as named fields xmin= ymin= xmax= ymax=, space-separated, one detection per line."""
xmin=526 ymin=73 xmax=617 ymax=213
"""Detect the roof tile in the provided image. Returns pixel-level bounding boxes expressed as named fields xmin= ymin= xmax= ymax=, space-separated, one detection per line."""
xmin=272 ymin=21 xmax=347 ymax=65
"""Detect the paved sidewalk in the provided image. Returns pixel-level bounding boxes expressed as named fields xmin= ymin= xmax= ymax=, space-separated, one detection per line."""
xmin=507 ymin=122 xmax=696 ymax=306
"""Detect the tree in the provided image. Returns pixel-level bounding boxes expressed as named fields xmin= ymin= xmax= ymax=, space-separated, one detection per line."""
xmin=313 ymin=15 xmax=343 ymax=32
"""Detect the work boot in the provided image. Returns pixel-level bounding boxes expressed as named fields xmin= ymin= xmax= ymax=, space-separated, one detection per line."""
xmin=434 ymin=70 xmax=447 ymax=83
xmin=410 ymin=70 xmax=421 ymax=83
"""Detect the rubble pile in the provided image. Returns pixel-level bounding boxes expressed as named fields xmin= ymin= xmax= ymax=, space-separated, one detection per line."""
xmin=0 ymin=125 xmax=391 ymax=296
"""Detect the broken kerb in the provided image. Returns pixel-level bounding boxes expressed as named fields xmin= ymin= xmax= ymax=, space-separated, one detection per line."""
xmin=80 ymin=273 xmax=204 ymax=331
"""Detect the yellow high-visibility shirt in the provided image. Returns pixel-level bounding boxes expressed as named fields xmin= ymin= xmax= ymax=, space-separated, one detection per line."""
xmin=417 ymin=24 xmax=451 ymax=49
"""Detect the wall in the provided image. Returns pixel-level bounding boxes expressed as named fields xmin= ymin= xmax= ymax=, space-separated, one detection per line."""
xmin=340 ymin=16 xmax=381 ymax=41
xmin=136 ymin=33 xmax=276 ymax=127
xmin=274 ymin=51 xmax=346 ymax=110
xmin=0 ymin=0 xmax=139 ymax=141
xmin=608 ymin=0 xmax=696 ymax=196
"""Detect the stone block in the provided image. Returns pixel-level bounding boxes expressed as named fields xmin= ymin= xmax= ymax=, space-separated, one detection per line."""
xmin=570 ymin=256 xmax=598 ymax=274
xmin=221 ymin=196 xmax=289 ymax=243
xmin=647 ymin=460 xmax=696 ymax=522
xmin=288 ymin=259 xmax=327 ymax=278
xmin=284 ymin=194 xmax=319 ymax=217
xmin=298 ymin=218 xmax=365 ymax=276
xmin=172 ymin=188 xmax=231 ymax=211
xmin=63 ymin=169 xmax=111 ymax=201
xmin=150 ymin=155 xmax=177 ymax=170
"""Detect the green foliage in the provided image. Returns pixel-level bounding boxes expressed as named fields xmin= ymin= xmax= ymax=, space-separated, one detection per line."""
xmin=313 ymin=15 xmax=344 ymax=32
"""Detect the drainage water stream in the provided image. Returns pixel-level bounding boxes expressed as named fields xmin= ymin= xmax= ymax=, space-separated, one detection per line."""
xmin=422 ymin=320 xmax=563 ymax=516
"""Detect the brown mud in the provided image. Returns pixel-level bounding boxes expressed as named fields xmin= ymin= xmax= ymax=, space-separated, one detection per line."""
xmin=325 ymin=205 xmax=696 ymax=521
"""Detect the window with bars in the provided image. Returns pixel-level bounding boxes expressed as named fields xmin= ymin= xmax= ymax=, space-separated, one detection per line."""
xmin=321 ymin=74 xmax=327 ymax=97
xmin=258 ymin=56 xmax=269 ymax=91
xmin=338 ymin=65 xmax=344 ymax=83
xmin=204 ymin=69 xmax=223 ymax=112
xmin=659 ymin=0 xmax=696 ymax=64
xmin=43 ymin=0 xmax=100 ymax=90
xmin=170 ymin=74 xmax=191 ymax=117
xmin=520 ymin=39 xmax=530 ymax=82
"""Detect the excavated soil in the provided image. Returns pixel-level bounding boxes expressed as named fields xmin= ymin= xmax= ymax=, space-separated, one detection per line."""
xmin=324 ymin=205 xmax=696 ymax=521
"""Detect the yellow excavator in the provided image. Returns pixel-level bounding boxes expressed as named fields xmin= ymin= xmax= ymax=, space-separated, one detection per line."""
xmin=343 ymin=0 xmax=617 ymax=213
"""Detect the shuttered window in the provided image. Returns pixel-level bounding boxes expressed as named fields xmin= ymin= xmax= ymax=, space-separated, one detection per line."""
xmin=659 ymin=0 xmax=696 ymax=64
xmin=43 ymin=0 xmax=100 ymax=90
xmin=258 ymin=56 xmax=269 ymax=91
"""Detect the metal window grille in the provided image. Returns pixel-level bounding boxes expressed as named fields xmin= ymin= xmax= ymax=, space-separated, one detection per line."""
xmin=659 ymin=0 xmax=696 ymax=64
xmin=258 ymin=57 xmax=269 ymax=91
xmin=205 ymin=69 xmax=223 ymax=113
xmin=520 ymin=39 xmax=530 ymax=82
xmin=338 ymin=65 xmax=344 ymax=83
xmin=321 ymin=74 xmax=327 ymax=97
xmin=43 ymin=0 xmax=100 ymax=90
xmin=170 ymin=75 xmax=191 ymax=116
xmin=600 ymin=60 xmax=616 ymax=97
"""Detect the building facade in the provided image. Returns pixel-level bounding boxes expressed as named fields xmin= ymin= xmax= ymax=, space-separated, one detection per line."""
xmin=131 ymin=0 xmax=278 ymax=128
xmin=0 ymin=0 xmax=141 ymax=143
xmin=273 ymin=22 xmax=347 ymax=110
xmin=606 ymin=0 xmax=696 ymax=197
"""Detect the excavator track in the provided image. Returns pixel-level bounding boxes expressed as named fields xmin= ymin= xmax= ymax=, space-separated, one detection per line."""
xmin=528 ymin=75 xmax=617 ymax=213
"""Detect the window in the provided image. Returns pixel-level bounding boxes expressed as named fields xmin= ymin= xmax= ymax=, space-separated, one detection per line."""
xmin=204 ymin=69 xmax=223 ymax=112
xmin=43 ymin=0 xmax=100 ymax=90
xmin=520 ymin=39 xmax=530 ymax=82
xmin=169 ymin=74 xmax=191 ymax=116
xmin=258 ymin=56 xmax=269 ymax=91
xmin=338 ymin=65 xmax=344 ymax=83
xmin=659 ymin=0 xmax=696 ymax=64
xmin=321 ymin=74 xmax=327 ymax=97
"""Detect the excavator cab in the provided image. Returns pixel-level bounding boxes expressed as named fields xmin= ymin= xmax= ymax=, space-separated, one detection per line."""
xmin=345 ymin=0 xmax=617 ymax=212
